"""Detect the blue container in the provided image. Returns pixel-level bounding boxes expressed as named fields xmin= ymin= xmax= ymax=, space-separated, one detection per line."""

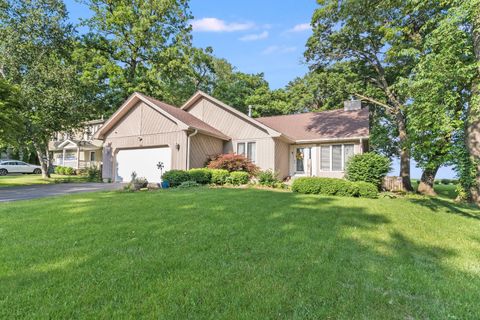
xmin=161 ymin=181 xmax=170 ymax=189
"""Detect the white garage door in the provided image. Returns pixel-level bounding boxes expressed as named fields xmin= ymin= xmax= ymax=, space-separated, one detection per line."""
xmin=116 ymin=147 xmax=171 ymax=183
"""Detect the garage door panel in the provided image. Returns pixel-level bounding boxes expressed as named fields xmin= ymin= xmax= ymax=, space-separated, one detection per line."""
xmin=116 ymin=147 xmax=171 ymax=183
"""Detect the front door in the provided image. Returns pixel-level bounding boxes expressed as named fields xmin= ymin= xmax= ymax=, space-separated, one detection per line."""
xmin=295 ymin=148 xmax=305 ymax=173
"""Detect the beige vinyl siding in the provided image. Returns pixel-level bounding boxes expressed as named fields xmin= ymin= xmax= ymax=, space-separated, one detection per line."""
xmin=186 ymin=98 xmax=270 ymax=139
xmin=274 ymin=138 xmax=290 ymax=179
xmin=106 ymin=102 xmax=178 ymax=138
xmin=185 ymin=97 xmax=277 ymax=171
xmin=189 ymin=133 xmax=224 ymax=169
xmin=103 ymin=101 xmax=189 ymax=179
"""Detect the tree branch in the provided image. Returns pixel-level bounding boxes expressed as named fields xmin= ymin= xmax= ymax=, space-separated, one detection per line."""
xmin=354 ymin=93 xmax=395 ymax=113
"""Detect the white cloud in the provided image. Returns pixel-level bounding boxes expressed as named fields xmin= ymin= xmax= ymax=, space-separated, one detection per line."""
xmin=191 ymin=17 xmax=254 ymax=32
xmin=239 ymin=31 xmax=269 ymax=41
xmin=262 ymin=45 xmax=297 ymax=55
xmin=289 ymin=23 xmax=311 ymax=32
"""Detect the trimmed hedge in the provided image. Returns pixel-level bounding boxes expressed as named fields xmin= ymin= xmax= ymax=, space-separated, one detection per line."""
xmin=356 ymin=181 xmax=379 ymax=198
xmin=54 ymin=166 xmax=75 ymax=176
xmin=188 ymin=168 xmax=212 ymax=184
xmin=227 ymin=171 xmax=250 ymax=185
xmin=162 ymin=170 xmax=190 ymax=187
xmin=291 ymin=177 xmax=378 ymax=198
xmin=210 ymin=169 xmax=229 ymax=185
xmin=162 ymin=168 xmax=250 ymax=187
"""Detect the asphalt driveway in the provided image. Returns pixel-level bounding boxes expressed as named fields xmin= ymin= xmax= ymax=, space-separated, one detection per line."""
xmin=0 ymin=183 xmax=122 ymax=202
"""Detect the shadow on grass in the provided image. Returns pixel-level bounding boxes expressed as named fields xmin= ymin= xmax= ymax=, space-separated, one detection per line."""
xmin=1 ymin=188 xmax=479 ymax=318
xmin=409 ymin=197 xmax=480 ymax=221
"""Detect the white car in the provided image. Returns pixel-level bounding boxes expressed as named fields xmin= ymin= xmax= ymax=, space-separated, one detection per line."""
xmin=0 ymin=160 xmax=42 ymax=175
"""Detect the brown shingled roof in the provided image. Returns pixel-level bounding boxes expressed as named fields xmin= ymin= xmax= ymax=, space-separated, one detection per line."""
xmin=256 ymin=108 xmax=369 ymax=141
xmin=138 ymin=93 xmax=230 ymax=140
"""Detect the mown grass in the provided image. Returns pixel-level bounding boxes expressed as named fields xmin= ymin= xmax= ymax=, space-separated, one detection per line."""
xmin=0 ymin=188 xmax=479 ymax=319
xmin=0 ymin=174 xmax=90 ymax=187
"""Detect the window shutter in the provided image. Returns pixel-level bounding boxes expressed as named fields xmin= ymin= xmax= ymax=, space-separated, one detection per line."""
xmin=332 ymin=145 xmax=342 ymax=171
xmin=320 ymin=146 xmax=330 ymax=171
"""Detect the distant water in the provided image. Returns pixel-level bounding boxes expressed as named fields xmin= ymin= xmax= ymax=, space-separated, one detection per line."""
xmin=389 ymin=158 xmax=457 ymax=179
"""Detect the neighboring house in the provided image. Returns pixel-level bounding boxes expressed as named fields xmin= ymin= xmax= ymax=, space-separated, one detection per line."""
xmin=94 ymin=91 xmax=369 ymax=183
xmin=49 ymin=119 xmax=105 ymax=169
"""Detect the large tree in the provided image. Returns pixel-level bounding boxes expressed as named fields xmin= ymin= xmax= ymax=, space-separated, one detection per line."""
xmin=77 ymin=0 xmax=193 ymax=109
xmin=465 ymin=0 xmax=480 ymax=203
xmin=0 ymin=0 xmax=92 ymax=177
xmin=304 ymin=0 xmax=451 ymax=191
xmin=407 ymin=2 xmax=476 ymax=196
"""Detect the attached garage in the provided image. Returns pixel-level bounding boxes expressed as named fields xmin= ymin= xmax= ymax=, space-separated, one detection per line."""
xmin=95 ymin=93 xmax=229 ymax=183
xmin=115 ymin=147 xmax=171 ymax=183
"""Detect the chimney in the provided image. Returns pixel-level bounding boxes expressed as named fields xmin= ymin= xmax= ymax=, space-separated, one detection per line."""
xmin=248 ymin=105 xmax=253 ymax=117
xmin=344 ymin=99 xmax=362 ymax=111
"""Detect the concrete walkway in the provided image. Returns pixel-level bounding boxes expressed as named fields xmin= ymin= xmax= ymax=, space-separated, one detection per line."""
xmin=0 ymin=183 xmax=122 ymax=202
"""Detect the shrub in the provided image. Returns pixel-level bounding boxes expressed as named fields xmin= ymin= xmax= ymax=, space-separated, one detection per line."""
xmin=257 ymin=170 xmax=280 ymax=187
xmin=64 ymin=167 xmax=75 ymax=175
xmin=345 ymin=153 xmax=391 ymax=188
xmin=227 ymin=171 xmax=250 ymax=185
xmin=441 ymin=179 xmax=451 ymax=185
xmin=178 ymin=180 xmax=200 ymax=189
xmin=54 ymin=166 xmax=64 ymax=175
xmin=162 ymin=170 xmax=190 ymax=187
xmin=291 ymin=177 xmax=378 ymax=198
xmin=356 ymin=181 xmax=379 ymax=198
xmin=86 ymin=165 xmax=101 ymax=182
xmin=55 ymin=166 xmax=75 ymax=176
xmin=207 ymin=153 xmax=259 ymax=175
xmin=188 ymin=168 xmax=212 ymax=184
xmin=210 ymin=169 xmax=230 ymax=185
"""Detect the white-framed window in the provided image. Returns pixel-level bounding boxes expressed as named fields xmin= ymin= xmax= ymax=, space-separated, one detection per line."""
xmin=236 ymin=141 xmax=256 ymax=163
xmin=89 ymin=151 xmax=96 ymax=162
xmin=319 ymin=144 xmax=355 ymax=171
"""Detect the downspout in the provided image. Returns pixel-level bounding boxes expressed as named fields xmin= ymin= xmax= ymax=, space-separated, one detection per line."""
xmin=186 ymin=129 xmax=198 ymax=170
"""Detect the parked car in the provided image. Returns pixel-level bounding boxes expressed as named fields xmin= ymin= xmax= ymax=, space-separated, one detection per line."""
xmin=0 ymin=160 xmax=42 ymax=175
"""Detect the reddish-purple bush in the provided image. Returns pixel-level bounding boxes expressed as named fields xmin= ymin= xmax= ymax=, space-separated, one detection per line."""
xmin=206 ymin=153 xmax=259 ymax=175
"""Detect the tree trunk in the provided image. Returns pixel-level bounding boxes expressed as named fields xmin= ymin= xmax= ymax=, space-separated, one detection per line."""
xmin=467 ymin=7 xmax=480 ymax=204
xmin=33 ymin=141 xmax=50 ymax=179
xmin=395 ymin=111 xmax=414 ymax=191
xmin=418 ymin=166 xmax=439 ymax=196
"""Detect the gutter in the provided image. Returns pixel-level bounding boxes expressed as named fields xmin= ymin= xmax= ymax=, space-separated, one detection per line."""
xmin=293 ymin=136 xmax=369 ymax=144
xmin=186 ymin=129 xmax=198 ymax=170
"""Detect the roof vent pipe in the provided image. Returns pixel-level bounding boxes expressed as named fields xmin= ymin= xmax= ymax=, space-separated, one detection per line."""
xmin=248 ymin=105 xmax=253 ymax=117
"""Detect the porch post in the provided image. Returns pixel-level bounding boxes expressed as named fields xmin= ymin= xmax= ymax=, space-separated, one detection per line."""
xmin=62 ymin=148 xmax=66 ymax=166
xmin=76 ymin=147 xmax=80 ymax=169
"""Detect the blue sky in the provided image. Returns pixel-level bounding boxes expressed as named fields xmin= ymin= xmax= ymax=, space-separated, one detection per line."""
xmin=64 ymin=0 xmax=315 ymax=89
xmin=63 ymin=0 xmax=456 ymax=179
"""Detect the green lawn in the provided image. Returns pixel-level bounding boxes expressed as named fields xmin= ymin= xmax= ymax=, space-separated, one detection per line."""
xmin=1 ymin=188 xmax=479 ymax=319
xmin=0 ymin=174 xmax=90 ymax=187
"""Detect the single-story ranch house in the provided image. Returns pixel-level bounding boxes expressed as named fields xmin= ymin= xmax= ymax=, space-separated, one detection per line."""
xmin=92 ymin=91 xmax=369 ymax=183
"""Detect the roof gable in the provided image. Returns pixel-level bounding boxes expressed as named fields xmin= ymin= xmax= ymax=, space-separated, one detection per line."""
xmin=181 ymin=91 xmax=282 ymax=138
xmin=95 ymin=92 xmax=229 ymax=140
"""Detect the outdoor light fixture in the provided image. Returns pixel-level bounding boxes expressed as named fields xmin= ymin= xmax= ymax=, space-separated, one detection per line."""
xmin=175 ymin=143 xmax=180 ymax=150
xmin=138 ymin=136 xmax=143 ymax=142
